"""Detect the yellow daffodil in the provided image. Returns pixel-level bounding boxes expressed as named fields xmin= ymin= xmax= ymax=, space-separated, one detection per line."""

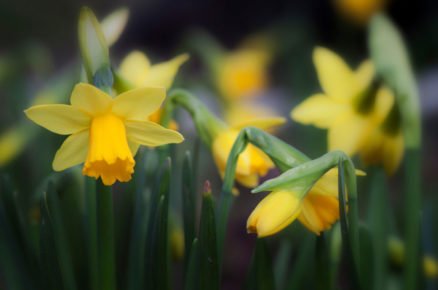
xmin=224 ymin=101 xmax=279 ymax=132
xmin=334 ymin=0 xmax=387 ymax=25
xmin=291 ymin=47 xmax=403 ymax=174
xmin=119 ymin=50 xmax=189 ymax=128
xmin=216 ymin=49 xmax=270 ymax=101
xmin=25 ymin=83 xmax=183 ymax=186
xmin=212 ymin=118 xmax=285 ymax=188
xmin=247 ymin=168 xmax=340 ymax=237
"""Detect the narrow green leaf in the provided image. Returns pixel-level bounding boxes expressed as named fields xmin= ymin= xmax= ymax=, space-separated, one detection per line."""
xmin=96 ymin=181 xmax=116 ymax=290
xmin=184 ymin=238 xmax=200 ymax=290
xmin=358 ymin=224 xmax=374 ymax=290
xmin=367 ymin=168 xmax=389 ymax=290
xmin=182 ymin=151 xmax=196 ymax=264
xmin=273 ymin=241 xmax=292 ymax=290
xmin=246 ymin=239 xmax=275 ymax=290
xmin=338 ymin=160 xmax=361 ymax=290
xmin=315 ymin=234 xmax=330 ymax=290
xmin=199 ymin=181 xmax=219 ymax=290
xmin=285 ymin=235 xmax=316 ymax=290
xmin=46 ymin=181 xmax=78 ymax=290
xmin=126 ymin=149 xmax=150 ymax=290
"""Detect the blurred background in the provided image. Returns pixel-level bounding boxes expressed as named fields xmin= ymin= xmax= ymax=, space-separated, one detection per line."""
xmin=1 ymin=0 xmax=438 ymax=289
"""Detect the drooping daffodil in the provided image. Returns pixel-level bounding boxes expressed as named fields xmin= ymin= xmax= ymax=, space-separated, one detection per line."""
xmin=25 ymin=83 xmax=184 ymax=186
xmin=118 ymin=50 xmax=189 ymax=128
xmin=291 ymin=47 xmax=403 ymax=174
xmin=247 ymin=168 xmax=341 ymax=237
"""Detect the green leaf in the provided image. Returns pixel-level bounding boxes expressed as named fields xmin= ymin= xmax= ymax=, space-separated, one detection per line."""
xmin=126 ymin=149 xmax=150 ymax=290
xmin=84 ymin=178 xmax=98 ymax=290
xmin=367 ymin=168 xmax=389 ymax=290
xmin=184 ymin=238 xmax=200 ymax=290
xmin=182 ymin=151 xmax=197 ymax=267
xmin=246 ymin=239 xmax=275 ymax=290
xmin=46 ymin=181 xmax=78 ymax=290
xmin=199 ymin=181 xmax=219 ymax=290
xmin=285 ymin=235 xmax=316 ymax=290
xmin=273 ymin=241 xmax=292 ymax=290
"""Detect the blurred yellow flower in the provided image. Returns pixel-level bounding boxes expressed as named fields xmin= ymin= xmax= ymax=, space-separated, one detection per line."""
xmin=119 ymin=50 xmax=188 ymax=128
xmin=224 ymin=101 xmax=279 ymax=131
xmin=334 ymin=0 xmax=387 ymax=25
xmin=212 ymin=118 xmax=285 ymax=188
xmin=247 ymin=169 xmax=340 ymax=237
xmin=291 ymin=47 xmax=403 ymax=174
xmin=25 ymin=83 xmax=183 ymax=186
xmin=216 ymin=49 xmax=270 ymax=101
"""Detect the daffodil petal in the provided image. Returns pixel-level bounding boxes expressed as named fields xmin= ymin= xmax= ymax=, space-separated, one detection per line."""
xmin=125 ymin=120 xmax=184 ymax=146
xmin=25 ymin=104 xmax=90 ymax=135
xmin=112 ymin=87 xmax=166 ymax=120
xmin=142 ymin=54 xmax=189 ymax=89
xmin=355 ymin=60 xmax=375 ymax=90
xmin=128 ymin=141 xmax=140 ymax=157
xmin=247 ymin=190 xmax=302 ymax=237
xmin=70 ymin=83 xmax=112 ymax=115
xmin=313 ymin=47 xmax=358 ymax=102
xmin=291 ymin=94 xmax=349 ymax=128
xmin=383 ymin=132 xmax=404 ymax=175
xmin=119 ymin=51 xmax=151 ymax=87
xmin=373 ymin=86 xmax=395 ymax=124
xmin=232 ymin=117 xmax=286 ymax=131
xmin=328 ymin=113 xmax=371 ymax=156
xmin=52 ymin=130 xmax=89 ymax=171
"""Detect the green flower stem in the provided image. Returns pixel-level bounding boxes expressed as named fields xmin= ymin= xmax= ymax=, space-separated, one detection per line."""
xmin=404 ymin=149 xmax=422 ymax=289
xmin=164 ymin=89 xmax=226 ymax=147
xmin=96 ymin=181 xmax=115 ymax=290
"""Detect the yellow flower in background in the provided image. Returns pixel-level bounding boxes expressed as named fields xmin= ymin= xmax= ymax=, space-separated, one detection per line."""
xmin=25 ymin=83 xmax=183 ymax=186
xmin=225 ymin=101 xmax=279 ymax=132
xmin=217 ymin=49 xmax=270 ymax=101
xmin=334 ymin=0 xmax=387 ymax=25
xmin=119 ymin=50 xmax=189 ymax=128
xmin=247 ymin=168 xmax=341 ymax=237
xmin=212 ymin=118 xmax=285 ymax=188
xmin=291 ymin=47 xmax=403 ymax=174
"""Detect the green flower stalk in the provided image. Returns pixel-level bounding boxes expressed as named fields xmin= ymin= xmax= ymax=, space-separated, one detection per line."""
xmin=369 ymin=13 xmax=422 ymax=290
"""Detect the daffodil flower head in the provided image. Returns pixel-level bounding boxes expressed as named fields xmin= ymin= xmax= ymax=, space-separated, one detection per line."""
xmin=247 ymin=151 xmax=362 ymax=237
xmin=291 ymin=47 xmax=403 ymax=174
xmin=25 ymin=83 xmax=184 ymax=186
xmin=247 ymin=168 xmax=340 ymax=237
xmin=217 ymin=48 xmax=270 ymax=101
xmin=212 ymin=118 xmax=285 ymax=188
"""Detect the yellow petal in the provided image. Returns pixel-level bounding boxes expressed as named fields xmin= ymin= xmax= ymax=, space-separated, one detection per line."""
xmin=235 ymin=173 xmax=259 ymax=188
xmin=231 ymin=117 xmax=286 ymax=131
xmin=128 ymin=141 xmax=140 ymax=156
xmin=372 ymin=86 xmax=395 ymax=124
xmin=328 ymin=113 xmax=371 ymax=156
xmin=119 ymin=51 xmax=151 ymax=87
xmin=313 ymin=47 xmax=358 ymax=102
xmin=112 ymin=87 xmax=165 ymax=120
xmin=25 ymin=104 xmax=90 ymax=135
xmin=142 ymin=54 xmax=189 ymax=89
xmin=70 ymin=83 xmax=113 ymax=115
xmin=291 ymin=94 xmax=349 ymax=128
xmin=298 ymin=194 xmax=339 ymax=234
xmin=53 ymin=129 xmax=89 ymax=171
xmin=383 ymin=132 xmax=404 ymax=175
xmin=125 ymin=120 xmax=184 ymax=147
xmin=355 ymin=60 xmax=375 ymax=90
xmin=247 ymin=190 xmax=302 ymax=237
